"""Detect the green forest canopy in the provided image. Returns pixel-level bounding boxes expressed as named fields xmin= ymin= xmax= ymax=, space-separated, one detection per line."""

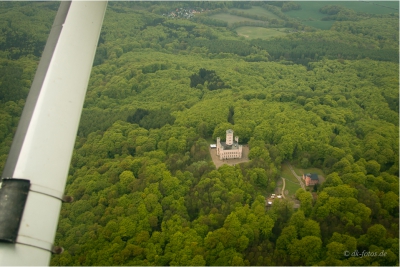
xmin=0 ymin=1 xmax=398 ymax=266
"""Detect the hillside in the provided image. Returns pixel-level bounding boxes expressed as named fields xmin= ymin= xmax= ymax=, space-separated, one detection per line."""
xmin=0 ymin=2 xmax=398 ymax=266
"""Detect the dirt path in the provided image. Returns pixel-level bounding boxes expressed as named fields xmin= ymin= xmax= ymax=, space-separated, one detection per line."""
xmin=286 ymin=163 xmax=305 ymax=190
xmin=238 ymin=33 xmax=249 ymax=38
xmin=281 ymin=177 xmax=286 ymax=198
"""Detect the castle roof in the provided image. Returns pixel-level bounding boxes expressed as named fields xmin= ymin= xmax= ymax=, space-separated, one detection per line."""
xmin=220 ymin=141 xmax=240 ymax=150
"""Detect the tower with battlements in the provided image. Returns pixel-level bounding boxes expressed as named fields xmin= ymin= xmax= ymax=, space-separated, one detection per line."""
xmin=216 ymin=129 xmax=242 ymax=160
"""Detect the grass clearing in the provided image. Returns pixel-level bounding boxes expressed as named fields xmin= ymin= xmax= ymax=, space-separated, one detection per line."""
xmin=210 ymin=13 xmax=265 ymax=26
xmin=284 ymin=178 xmax=302 ymax=197
xmin=281 ymin=163 xmax=299 ymax=184
xmin=236 ymin=27 xmax=289 ymax=39
xmin=230 ymin=6 xmax=281 ymax=19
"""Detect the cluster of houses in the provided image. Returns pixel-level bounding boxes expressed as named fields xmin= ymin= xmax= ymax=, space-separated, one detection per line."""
xmin=163 ymin=7 xmax=206 ymax=19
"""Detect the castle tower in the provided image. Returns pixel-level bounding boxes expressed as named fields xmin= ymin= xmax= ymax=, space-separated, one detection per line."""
xmin=216 ymin=137 xmax=220 ymax=155
xmin=235 ymin=136 xmax=239 ymax=143
xmin=226 ymin=129 xmax=233 ymax=145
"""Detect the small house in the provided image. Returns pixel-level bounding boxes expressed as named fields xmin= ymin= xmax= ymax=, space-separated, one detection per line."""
xmin=302 ymin=173 xmax=319 ymax=186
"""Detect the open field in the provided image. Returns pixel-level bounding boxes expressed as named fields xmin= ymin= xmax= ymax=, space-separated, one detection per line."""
xmin=285 ymin=1 xmax=399 ymax=30
xmin=210 ymin=13 xmax=265 ymax=26
xmin=236 ymin=26 xmax=289 ymax=39
xmin=230 ymin=6 xmax=280 ymax=19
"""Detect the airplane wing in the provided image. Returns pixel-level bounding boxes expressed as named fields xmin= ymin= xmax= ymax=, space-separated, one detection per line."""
xmin=0 ymin=1 xmax=107 ymax=265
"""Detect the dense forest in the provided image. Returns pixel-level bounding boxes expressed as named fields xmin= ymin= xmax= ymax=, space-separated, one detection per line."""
xmin=0 ymin=1 xmax=398 ymax=266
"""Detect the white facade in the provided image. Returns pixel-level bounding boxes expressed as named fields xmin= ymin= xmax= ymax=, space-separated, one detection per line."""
xmin=216 ymin=129 xmax=242 ymax=160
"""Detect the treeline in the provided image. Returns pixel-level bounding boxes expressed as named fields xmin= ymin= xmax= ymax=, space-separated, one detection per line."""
xmin=226 ymin=9 xmax=305 ymax=31
xmin=331 ymin=17 xmax=399 ymax=49
xmin=228 ymin=9 xmax=277 ymax=24
xmin=260 ymin=3 xmax=301 ymax=27
xmin=281 ymin=2 xmax=301 ymax=12
xmin=319 ymin=5 xmax=370 ymax=21
xmin=251 ymin=37 xmax=399 ymax=65
xmin=228 ymin=20 xmax=270 ymax=30
xmin=186 ymin=38 xmax=255 ymax=56
xmin=191 ymin=15 xmax=228 ymax=27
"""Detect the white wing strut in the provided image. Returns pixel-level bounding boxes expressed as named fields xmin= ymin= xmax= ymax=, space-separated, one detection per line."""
xmin=0 ymin=1 xmax=107 ymax=265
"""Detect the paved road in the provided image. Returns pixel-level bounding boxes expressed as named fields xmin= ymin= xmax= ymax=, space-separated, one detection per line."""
xmin=287 ymin=163 xmax=305 ymax=190
xmin=281 ymin=177 xmax=286 ymax=198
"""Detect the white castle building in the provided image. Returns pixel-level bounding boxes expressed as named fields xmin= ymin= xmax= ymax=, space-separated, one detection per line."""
xmin=216 ymin=129 xmax=242 ymax=160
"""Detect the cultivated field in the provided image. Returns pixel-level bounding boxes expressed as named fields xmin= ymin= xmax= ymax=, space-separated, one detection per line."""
xmin=285 ymin=1 xmax=399 ymax=30
xmin=236 ymin=27 xmax=289 ymax=39
xmin=230 ymin=6 xmax=281 ymax=19
xmin=210 ymin=13 xmax=265 ymax=26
